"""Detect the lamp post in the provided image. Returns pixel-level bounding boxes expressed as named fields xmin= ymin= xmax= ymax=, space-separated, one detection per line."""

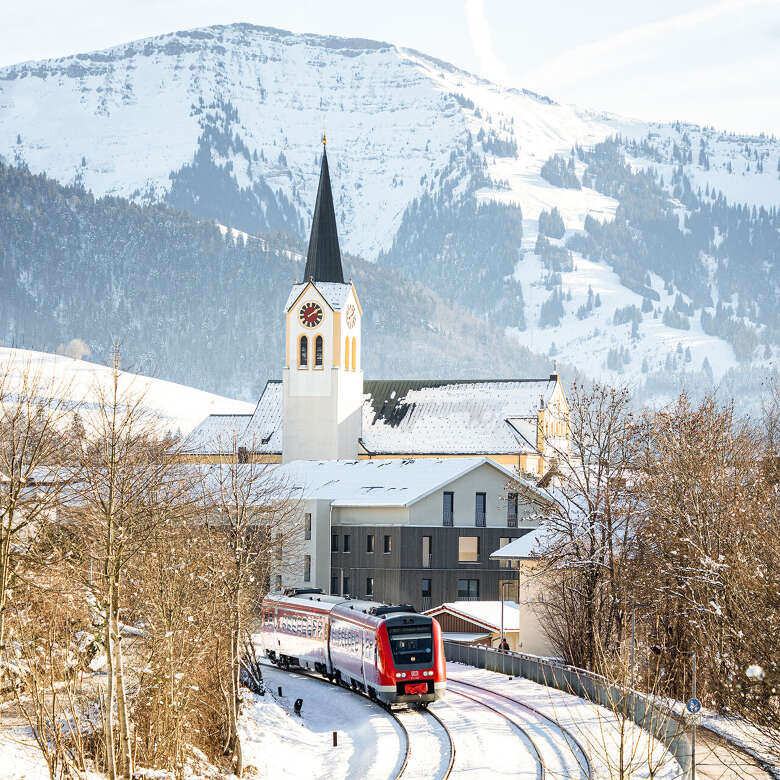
xmin=630 ymin=602 xmax=649 ymax=718
xmin=691 ymin=651 xmax=697 ymax=780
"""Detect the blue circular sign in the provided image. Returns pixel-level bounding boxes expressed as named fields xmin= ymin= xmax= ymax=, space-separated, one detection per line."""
xmin=686 ymin=698 xmax=702 ymax=714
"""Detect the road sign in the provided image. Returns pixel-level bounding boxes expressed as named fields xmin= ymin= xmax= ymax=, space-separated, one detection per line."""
xmin=686 ymin=697 xmax=702 ymax=714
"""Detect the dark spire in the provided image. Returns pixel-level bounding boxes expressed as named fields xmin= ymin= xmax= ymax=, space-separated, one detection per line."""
xmin=303 ymin=136 xmax=344 ymax=283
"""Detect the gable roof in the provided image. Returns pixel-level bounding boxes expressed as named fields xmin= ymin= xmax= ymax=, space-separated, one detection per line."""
xmin=183 ymin=413 xmax=253 ymax=456
xmin=188 ymin=377 xmax=560 ymax=458
xmin=424 ymin=601 xmax=524 ymax=632
xmin=303 ymin=146 xmax=344 ymax=284
xmin=285 ymin=280 xmax=352 ymax=313
xmin=489 ymin=525 xmax=553 ymax=559
xmin=274 ymin=456 xmax=526 ymax=507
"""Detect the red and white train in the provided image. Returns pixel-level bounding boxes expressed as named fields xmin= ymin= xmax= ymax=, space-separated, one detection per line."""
xmin=258 ymin=589 xmax=447 ymax=706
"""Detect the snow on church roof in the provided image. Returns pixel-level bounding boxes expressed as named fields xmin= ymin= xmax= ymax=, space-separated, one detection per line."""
xmin=275 ymin=456 xmax=526 ymax=507
xmin=183 ymin=413 xmax=253 ymax=455
xmin=285 ymin=281 xmax=352 ymax=312
xmin=187 ymin=377 xmax=559 ymax=456
xmin=361 ymin=379 xmax=557 ymax=455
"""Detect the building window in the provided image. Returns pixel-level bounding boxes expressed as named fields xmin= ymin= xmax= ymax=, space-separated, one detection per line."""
xmin=458 ymin=536 xmax=480 ymax=563
xmin=367 ymin=534 xmax=375 ymax=553
xmin=351 ymin=337 xmax=357 ymax=370
xmin=499 ymin=537 xmax=513 ymax=569
xmin=383 ymin=534 xmax=392 ymax=554
xmin=421 ymin=578 xmax=432 ymax=598
xmin=331 ymin=533 xmax=339 ymax=552
xmin=331 ymin=574 xmax=339 ymax=594
xmin=366 ymin=577 xmax=374 ymax=598
xmin=274 ymin=575 xmax=282 ymax=591
xmin=304 ymin=513 xmax=312 ymax=540
xmin=343 ymin=576 xmax=351 ymax=596
xmin=298 ymin=335 xmax=308 ymax=368
xmin=421 ymin=535 xmax=432 ymax=568
xmin=507 ymin=493 xmax=518 ymax=527
xmin=443 ymin=491 xmax=454 ymax=526
xmin=457 ymin=578 xmax=480 ymax=600
xmin=344 ymin=336 xmax=350 ymax=370
xmin=343 ymin=534 xmax=351 ymax=553
xmin=475 ymin=492 xmax=486 ymax=527
xmin=314 ymin=335 xmax=323 ymax=367
xmin=303 ymin=555 xmax=311 ymax=583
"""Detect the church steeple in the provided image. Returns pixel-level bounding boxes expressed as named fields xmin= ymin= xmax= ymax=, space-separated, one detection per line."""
xmin=303 ymin=138 xmax=344 ymax=284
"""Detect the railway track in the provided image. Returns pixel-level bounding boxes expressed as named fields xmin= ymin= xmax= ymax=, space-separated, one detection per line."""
xmin=271 ymin=664 xmax=454 ymax=780
xmin=448 ymin=677 xmax=593 ymax=780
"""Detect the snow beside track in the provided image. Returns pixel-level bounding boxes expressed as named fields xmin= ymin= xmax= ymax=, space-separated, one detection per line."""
xmin=447 ymin=662 xmax=682 ymax=780
xmin=240 ymin=666 xmax=404 ymax=780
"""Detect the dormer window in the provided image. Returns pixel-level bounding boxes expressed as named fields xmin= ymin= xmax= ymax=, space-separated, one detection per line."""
xmin=299 ymin=335 xmax=308 ymax=368
xmin=315 ymin=336 xmax=323 ymax=367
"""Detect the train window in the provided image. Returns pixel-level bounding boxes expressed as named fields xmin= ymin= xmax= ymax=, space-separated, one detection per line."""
xmin=387 ymin=623 xmax=433 ymax=666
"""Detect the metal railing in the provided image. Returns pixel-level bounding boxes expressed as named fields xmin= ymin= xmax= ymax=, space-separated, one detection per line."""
xmin=420 ymin=596 xmax=432 ymax=611
xmin=443 ymin=640 xmax=693 ymax=779
xmin=422 ymin=553 xmax=432 ymax=568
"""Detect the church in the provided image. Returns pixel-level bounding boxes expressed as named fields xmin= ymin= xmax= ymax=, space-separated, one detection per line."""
xmin=189 ymin=139 xmax=570 ymax=472
xmin=188 ymin=139 xmax=570 ymax=612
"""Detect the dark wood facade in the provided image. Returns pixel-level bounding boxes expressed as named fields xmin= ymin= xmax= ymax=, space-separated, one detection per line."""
xmin=329 ymin=525 xmax=530 ymax=610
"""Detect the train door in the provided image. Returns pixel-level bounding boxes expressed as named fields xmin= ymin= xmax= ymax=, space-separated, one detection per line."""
xmin=362 ymin=629 xmax=374 ymax=689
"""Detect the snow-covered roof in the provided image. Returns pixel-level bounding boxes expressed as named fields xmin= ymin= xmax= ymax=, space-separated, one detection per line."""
xmin=183 ymin=413 xmax=253 ymax=455
xmin=361 ymin=379 xmax=556 ymax=455
xmin=243 ymin=381 xmax=284 ymax=453
xmin=441 ymin=632 xmax=491 ymax=643
xmin=424 ymin=601 xmax=525 ymax=632
xmin=490 ymin=525 xmax=553 ymax=559
xmin=275 ymin=456 xmax=526 ymax=507
xmin=285 ymin=281 xmax=352 ymax=312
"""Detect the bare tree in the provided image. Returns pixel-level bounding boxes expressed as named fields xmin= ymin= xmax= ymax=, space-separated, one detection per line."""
xmin=0 ymin=355 xmax=78 ymax=653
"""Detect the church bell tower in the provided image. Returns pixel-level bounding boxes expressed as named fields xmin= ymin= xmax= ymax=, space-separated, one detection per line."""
xmin=282 ymin=137 xmax=363 ymax=462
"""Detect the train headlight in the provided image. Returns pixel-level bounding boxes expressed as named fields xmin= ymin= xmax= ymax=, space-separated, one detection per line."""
xmin=395 ymin=672 xmax=407 ymax=678
xmin=423 ymin=670 xmax=433 ymax=676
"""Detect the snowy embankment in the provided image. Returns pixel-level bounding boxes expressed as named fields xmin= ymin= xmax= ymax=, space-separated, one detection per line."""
xmin=0 ymin=347 xmax=254 ymax=434
xmin=240 ymin=665 xmax=404 ymax=780
xmin=446 ymin=662 xmax=681 ymax=780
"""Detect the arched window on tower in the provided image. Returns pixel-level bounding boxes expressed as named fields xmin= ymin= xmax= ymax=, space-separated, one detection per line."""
xmin=315 ymin=336 xmax=323 ymax=368
xmin=351 ymin=337 xmax=357 ymax=371
xmin=344 ymin=336 xmax=350 ymax=370
xmin=299 ymin=335 xmax=308 ymax=368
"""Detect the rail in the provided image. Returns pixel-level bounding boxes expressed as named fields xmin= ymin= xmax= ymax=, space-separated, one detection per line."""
xmin=443 ymin=640 xmax=693 ymax=780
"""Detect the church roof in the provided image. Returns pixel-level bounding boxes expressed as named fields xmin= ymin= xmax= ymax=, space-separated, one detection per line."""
xmin=187 ymin=378 xmax=558 ymax=457
xmin=303 ymin=147 xmax=344 ymax=284
xmin=183 ymin=413 xmax=253 ymax=456
xmin=285 ymin=281 xmax=352 ymax=312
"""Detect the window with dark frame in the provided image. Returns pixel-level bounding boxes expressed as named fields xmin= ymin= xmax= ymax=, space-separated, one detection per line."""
xmin=274 ymin=574 xmax=282 ymax=591
xmin=299 ymin=335 xmax=308 ymax=367
xmin=303 ymin=555 xmax=311 ymax=583
xmin=367 ymin=534 xmax=375 ymax=553
xmin=443 ymin=491 xmax=454 ymax=526
xmin=343 ymin=576 xmax=351 ymax=595
xmin=421 ymin=578 xmax=432 ymax=598
xmin=383 ymin=534 xmax=392 ymax=554
xmin=499 ymin=537 xmax=513 ymax=569
xmin=421 ymin=535 xmax=432 ymax=568
xmin=343 ymin=534 xmax=351 ymax=553
xmin=475 ymin=492 xmax=486 ymax=527
xmin=315 ymin=335 xmax=323 ymax=367
xmin=457 ymin=578 xmax=480 ymax=599
xmin=507 ymin=492 xmax=518 ymax=527
xmin=331 ymin=533 xmax=339 ymax=552
xmin=458 ymin=536 xmax=480 ymax=562
xmin=366 ymin=577 xmax=374 ymax=597
xmin=331 ymin=574 xmax=339 ymax=594
xmin=304 ymin=512 xmax=312 ymax=540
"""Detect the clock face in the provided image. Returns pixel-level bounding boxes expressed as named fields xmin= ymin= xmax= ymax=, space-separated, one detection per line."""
xmin=299 ymin=301 xmax=323 ymax=328
xmin=346 ymin=304 xmax=356 ymax=329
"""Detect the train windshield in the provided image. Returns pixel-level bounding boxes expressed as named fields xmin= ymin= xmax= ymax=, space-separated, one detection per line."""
xmin=387 ymin=623 xmax=433 ymax=666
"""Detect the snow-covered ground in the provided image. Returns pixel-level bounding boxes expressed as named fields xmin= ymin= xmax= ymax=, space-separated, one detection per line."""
xmin=240 ymin=665 xmax=404 ymax=780
xmin=0 ymin=347 xmax=254 ymax=434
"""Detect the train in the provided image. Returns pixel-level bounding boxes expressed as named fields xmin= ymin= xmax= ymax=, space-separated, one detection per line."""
xmin=258 ymin=588 xmax=447 ymax=706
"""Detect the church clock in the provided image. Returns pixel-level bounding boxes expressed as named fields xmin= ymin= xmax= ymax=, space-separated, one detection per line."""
xmin=345 ymin=304 xmax=356 ymax=329
xmin=299 ymin=301 xmax=323 ymax=328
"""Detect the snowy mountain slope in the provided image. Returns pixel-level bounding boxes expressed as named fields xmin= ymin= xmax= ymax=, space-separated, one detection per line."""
xmin=1 ymin=23 xmax=778 ymax=394
xmin=0 ymin=347 xmax=254 ymax=433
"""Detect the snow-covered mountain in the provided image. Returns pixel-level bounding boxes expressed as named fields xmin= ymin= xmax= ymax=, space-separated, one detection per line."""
xmin=0 ymin=23 xmax=778 ymax=397
xmin=0 ymin=347 xmax=253 ymax=433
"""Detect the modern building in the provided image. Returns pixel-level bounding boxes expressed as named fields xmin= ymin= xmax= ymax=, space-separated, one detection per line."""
xmin=272 ymin=456 xmax=546 ymax=609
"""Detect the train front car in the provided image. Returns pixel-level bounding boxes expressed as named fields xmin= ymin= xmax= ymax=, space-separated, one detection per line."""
xmin=375 ymin=611 xmax=446 ymax=706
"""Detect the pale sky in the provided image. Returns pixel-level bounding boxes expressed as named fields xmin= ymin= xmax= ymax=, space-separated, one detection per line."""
xmin=2 ymin=0 xmax=779 ymax=136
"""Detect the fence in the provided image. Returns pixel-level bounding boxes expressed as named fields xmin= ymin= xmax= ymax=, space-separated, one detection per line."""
xmin=444 ymin=640 xmax=693 ymax=779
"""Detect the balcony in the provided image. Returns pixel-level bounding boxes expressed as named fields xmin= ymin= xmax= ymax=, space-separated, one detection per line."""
xmin=420 ymin=596 xmax=432 ymax=611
